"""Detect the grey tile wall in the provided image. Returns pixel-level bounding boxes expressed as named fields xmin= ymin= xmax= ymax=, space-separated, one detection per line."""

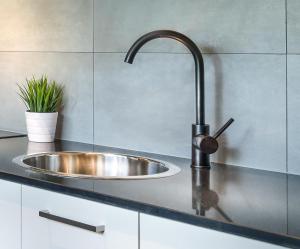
xmin=288 ymin=0 xmax=300 ymax=175
xmin=1 ymin=0 xmax=300 ymax=173
xmin=94 ymin=53 xmax=195 ymax=158
xmin=207 ymin=54 xmax=286 ymax=171
xmin=0 ymin=52 xmax=93 ymax=143
xmin=94 ymin=0 xmax=285 ymax=53
xmin=0 ymin=0 xmax=93 ymax=52
xmin=94 ymin=53 xmax=286 ymax=172
xmin=288 ymin=0 xmax=300 ymax=54
xmin=288 ymin=55 xmax=300 ymax=175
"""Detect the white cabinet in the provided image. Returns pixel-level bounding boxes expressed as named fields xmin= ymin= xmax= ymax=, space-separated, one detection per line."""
xmin=22 ymin=186 xmax=138 ymax=249
xmin=0 ymin=179 xmax=21 ymax=249
xmin=0 ymin=180 xmax=290 ymax=249
xmin=140 ymin=214 xmax=286 ymax=249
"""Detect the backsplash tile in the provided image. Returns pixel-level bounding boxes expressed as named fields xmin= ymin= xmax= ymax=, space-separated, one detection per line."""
xmin=0 ymin=52 xmax=93 ymax=143
xmin=0 ymin=0 xmax=93 ymax=52
xmin=206 ymin=54 xmax=286 ymax=172
xmin=287 ymin=0 xmax=300 ymax=54
xmin=287 ymin=55 xmax=300 ymax=175
xmin=94 ymin=0 xmax=285 ymax=53
xmin=94 ymin=53 xmax=286 ymax=172
xmin=94 ymin=53 xmax=194 ymax=159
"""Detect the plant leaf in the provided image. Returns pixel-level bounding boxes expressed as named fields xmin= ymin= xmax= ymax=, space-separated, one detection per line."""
xmin=17 ymin=75 xmax=63 ymax=113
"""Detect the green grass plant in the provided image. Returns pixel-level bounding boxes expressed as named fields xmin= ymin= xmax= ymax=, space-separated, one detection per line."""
xmin=18 ymin=75 xmax=63 ymax=113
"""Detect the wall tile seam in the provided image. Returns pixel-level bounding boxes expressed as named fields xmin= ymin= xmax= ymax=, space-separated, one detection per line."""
xmin=92 ymin=0 xmax=95 ymax=145
xmin=0 ymin=51 xmax=289 ymax=55
xmin=285 ymin=0 xmax=288 ymax=175
xmin=0 ymin=51 xmax=93 ymax=54
xmin=94 ymin=52 xmax=288 ymax=55
xmin=283 ymin=2 xmax=288 ymax=234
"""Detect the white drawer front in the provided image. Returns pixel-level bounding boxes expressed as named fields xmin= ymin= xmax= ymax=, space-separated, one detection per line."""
xmin=0 ymin=179 xmax=21 ymax=249
xmin=140 ymin=214 xmax=286 ymax=249
xmin=22 ymin=185 xmax=138 ymax=249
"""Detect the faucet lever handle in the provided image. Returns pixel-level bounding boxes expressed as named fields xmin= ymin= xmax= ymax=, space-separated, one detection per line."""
xmin=213 ymin=118 xmax=234 ymax=139
xmin=193 ymin=118 xmax=234 ymax=155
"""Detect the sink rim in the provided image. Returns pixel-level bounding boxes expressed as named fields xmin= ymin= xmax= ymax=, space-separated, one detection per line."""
xmin=13 ymin=151 xmax=181 ymax=180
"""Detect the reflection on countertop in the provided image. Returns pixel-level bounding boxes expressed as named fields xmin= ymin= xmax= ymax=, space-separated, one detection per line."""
xmin=192 ymin=169 xmax=232 ymax=223
xmin=0 ymin=130 xmax=26 ymax=139
xmin=0 ymin=136 xmax=299 ymax=248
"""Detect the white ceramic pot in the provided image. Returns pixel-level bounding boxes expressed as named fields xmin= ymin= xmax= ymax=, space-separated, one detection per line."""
xmin=26 ymin=141 xmax=55 ymax=154
xmin=25 ymin=111 xmax=58 ymax=143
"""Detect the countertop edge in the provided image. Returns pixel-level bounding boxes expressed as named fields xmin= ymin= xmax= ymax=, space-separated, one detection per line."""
xmin=0 ymin=134 xmax=27 ymax=139
xmin=0 ymin=171 xmax=298 ymax=249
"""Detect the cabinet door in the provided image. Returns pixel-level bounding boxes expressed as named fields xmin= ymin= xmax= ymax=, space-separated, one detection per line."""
xmin=22 ymin=186 xmax=138 ymax=249
xmin=140 ymin=214 xmax=286 ymax=249
xmin=0 ymin=179 xmax=21 ymax=249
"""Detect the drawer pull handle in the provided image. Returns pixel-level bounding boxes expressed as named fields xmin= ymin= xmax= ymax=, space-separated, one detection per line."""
xmin=39 ymin=210 xmax=105 ymax=234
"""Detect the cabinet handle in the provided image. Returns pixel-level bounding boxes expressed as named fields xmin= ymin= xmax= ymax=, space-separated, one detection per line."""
xmin=39 ymin=210 xmax=105 ymax=234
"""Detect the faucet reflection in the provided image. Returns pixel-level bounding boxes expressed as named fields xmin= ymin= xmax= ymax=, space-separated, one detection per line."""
xmin=192 ymin=168 xmax=232 ymax=222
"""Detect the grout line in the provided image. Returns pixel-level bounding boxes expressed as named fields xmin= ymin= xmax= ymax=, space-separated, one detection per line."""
xmin=285 ymin=0 xmax=288 ymax=174
xmin=0 ymin=51 xmax=93 ymax=53
xmin=286 ymin=173 xmax=289 ymax=235
xmin=92 ymin=0 xmax=95 ymax=146
xmin=138 ymin=212 xmax=140 ymax=249
xmin=286 ymin=0 xmax=288 ymax=55
xmin=20 ymin=184 xmax=22 ymax=249
xmin=285 ymin=0 xmax=289 ymax=236
xmin=0 ymin=50 xmax=288 ymax=55
xmin=93 ymin=51 xmax=287 ymax=55
xmin=286 ymin=170 xmax=289 ymax=235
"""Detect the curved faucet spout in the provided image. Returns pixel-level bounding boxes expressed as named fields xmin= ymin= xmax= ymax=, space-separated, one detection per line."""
xmin=124 ymin=30 xmax=205 ymax=125
xmin=124 ymin=30 xmax=234 ymax=168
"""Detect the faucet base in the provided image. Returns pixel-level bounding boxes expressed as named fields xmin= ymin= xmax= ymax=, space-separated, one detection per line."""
xmin=191 ymin=124 xmax=211 ymax=168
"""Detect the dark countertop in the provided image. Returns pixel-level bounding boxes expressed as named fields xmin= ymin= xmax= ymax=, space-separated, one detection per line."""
xmin=0 ymin=130 xmax=26 ymax=139
xmin=0 ymin=136 xmax=299 ymax=248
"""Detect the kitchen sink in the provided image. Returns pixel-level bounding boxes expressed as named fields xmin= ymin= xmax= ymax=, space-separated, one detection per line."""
xmin=13 ymin=152 xmax=180 ymax=179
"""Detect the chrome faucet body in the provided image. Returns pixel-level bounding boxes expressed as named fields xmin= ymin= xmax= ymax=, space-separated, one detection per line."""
xmin=124 ymin=30 xmax=233 ymax=168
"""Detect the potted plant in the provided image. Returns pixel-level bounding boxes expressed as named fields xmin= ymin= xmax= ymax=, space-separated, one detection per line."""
xmin=18 ymin=75 xmax=63 ymax=143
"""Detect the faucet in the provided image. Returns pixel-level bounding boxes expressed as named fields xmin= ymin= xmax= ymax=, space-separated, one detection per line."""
xmin=124 ymin=30 xmax=234 ymax=168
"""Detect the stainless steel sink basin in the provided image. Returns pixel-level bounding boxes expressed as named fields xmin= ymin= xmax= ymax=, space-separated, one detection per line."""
xmin=13 ymin=152 xmax=180 ymax=179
